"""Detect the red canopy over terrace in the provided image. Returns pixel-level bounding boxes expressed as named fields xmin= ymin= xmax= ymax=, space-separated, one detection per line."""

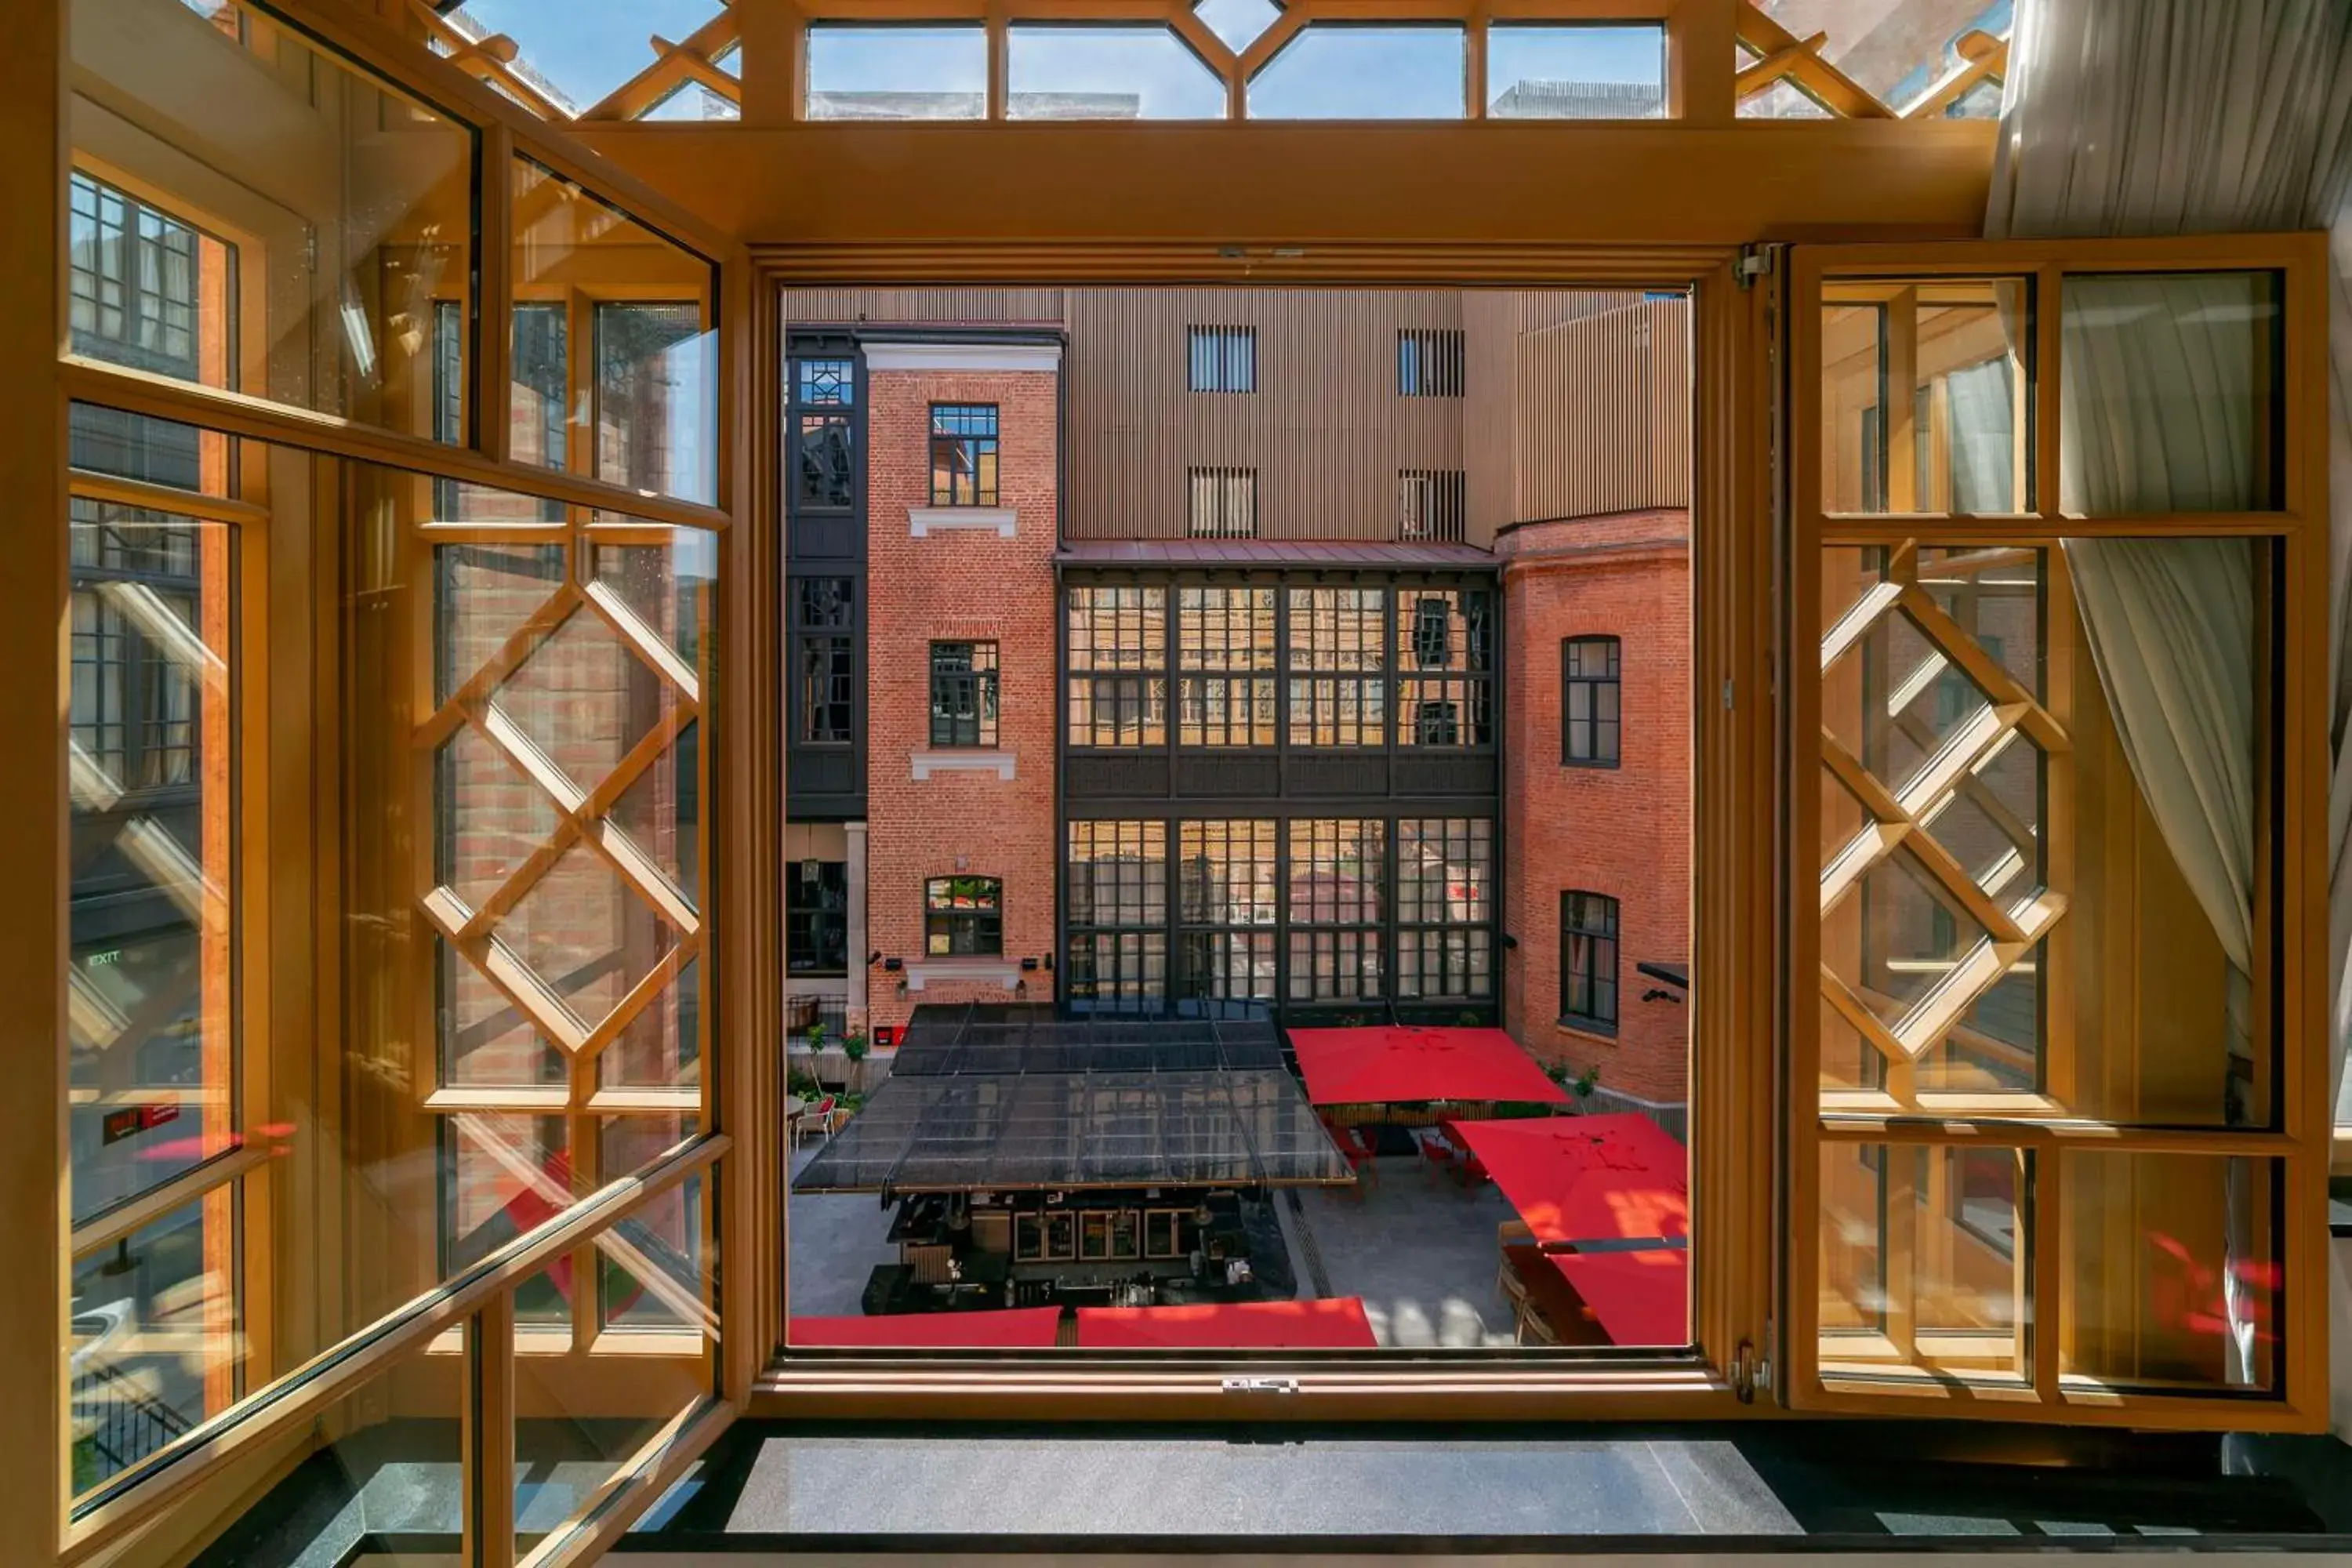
xmin=1075 ymin=1297 xmax=1379 ymax=1349
xmin=1450 ymin=1113 xmax=1689 ymax=1247
xmin=1545 ymin=1249 xmax=1690 ymax=1348
xmin=789 ymin=1308 xmax=1063 ymax=1348
xmin=1287 ymin=1026 xmax=1570 ymax=1108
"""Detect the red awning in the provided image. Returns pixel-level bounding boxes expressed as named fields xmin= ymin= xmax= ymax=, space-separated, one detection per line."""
xmin=789 ymin=1308 xmax=1063 ymax=1348
xmin=1452 ymin=1112 xmax=1689 ymax=1246
xmin=1075 ymin=1298 xmax=1380 ymax=1349
xmin=1546 ymin=1248 xmax=1689 ymax=1348
xmin=1287 ymin=1027 xmax=1570 ymax=1108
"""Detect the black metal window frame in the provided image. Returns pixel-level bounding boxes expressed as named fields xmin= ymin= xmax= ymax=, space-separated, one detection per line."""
xmin=1176 ymin=818 xmax=1279 ymax=1018
xmin=928 ymin=401 xmax=1000 ymax=507
xmin=1396 ymin=586 xmax=1495 ymax=748
xmin=1560 ymin=888 xmax=1620 ymax=1034
xmin=1397 ymin=468 xmax=1467 ymax=543
xmin=69 ymin=169 xmax=208 ymax=381
xmin=787 ymin=859 xmax=851 ymax=975
xmin=793 ymin=577 xmax=856 ymax=745
xmin=1186 ymin=325 xmax=1257 ymax=394
xmin=1563 ymin=633 xmax=1623 ymax=768
xmin=928 ymin=640 xmax=1000 ymax=749
xmin=1066 ymin=585 xmax=1167 ymax=749
xmin=1284 ymin=586 xmax=1389 ymax=749
xmin=1065 ymin=820 xmax=1168 ymax=1013
xmin=1185 ymin=465 xmax=1258 ymax=539
xmin=1395 ymin=818 xmax=1494 ymax=1001
xmin=1176 ymin=586 xmax=1275 ymax=749
xmin=793 ymin=353 xmax=858 ymax=514
xmin=1287 ymin=818 xmax=1386 ymax=1004
xmin=1397 ymin=327 xmax=1465 ymax=398
xmin=69 ymin=501 xmax=209 ymax=794
xmin=925 ymin=874 xmax=1005 ymax=957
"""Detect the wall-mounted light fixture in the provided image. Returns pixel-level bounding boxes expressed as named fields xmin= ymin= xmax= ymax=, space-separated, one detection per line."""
xmin=1500 ymin=932 xmax=1519 ymax=951
xmin=1020 ymin=956 xmax=1040 ymax=971
xmin=866 ymin=950 xmax=883 ymax=967
xmin=882 ymin=956 xmax=903 ymax=972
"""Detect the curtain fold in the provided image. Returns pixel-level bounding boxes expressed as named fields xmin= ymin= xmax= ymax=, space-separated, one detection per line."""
xmin=1987 ymin=0 xmax=2352 ymax=1421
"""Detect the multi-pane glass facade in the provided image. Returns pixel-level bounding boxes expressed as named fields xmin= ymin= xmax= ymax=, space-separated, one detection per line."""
xmin=1067 ymin=586 xmax=1168 ymax=747
xmin=1177 ymin=587 xmax=1275 ymax=747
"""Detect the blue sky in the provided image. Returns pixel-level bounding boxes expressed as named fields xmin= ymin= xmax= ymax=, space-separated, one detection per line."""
xmin=465 ymin=2 xmax=1667 ymax=119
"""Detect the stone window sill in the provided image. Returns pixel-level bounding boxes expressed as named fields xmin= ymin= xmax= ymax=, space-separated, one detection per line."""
xmin=911 ymin=749 xmax=1016 ymax=782
xmin=905 ymin=960 xmax=1022 ymax=993
xmin=909 ymin=506 xmax=1017 ymax=539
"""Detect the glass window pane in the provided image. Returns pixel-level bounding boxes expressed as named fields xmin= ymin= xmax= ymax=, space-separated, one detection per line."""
xmin=68 ymin=0 xmax=474 ymax=440
xmin=2059 ymin=1152 xmax=2280 ymax=1394
xmin=1250 ymin=26 xmax=1467 ymax=120
xmin=1820 ymin=278 xmax=2029 ymax=515
xmin=805 ymin=25 xmax=988 ymax=119
xmin=2060 ymin=272 xmax=2283 ymax=514
xmin=1817 ymin=538 xmax=2271 ymax=1127
xmin=454 ymin=0 xmax=726 ymax=114
xmin=1739 ymin=1 xmax=2014 ymax=118
xmin=512 ymin=158 xmax=718 ymax=505
xmin=70 ymin=1190 xmax=244 ymax=1497
xmin=67 ymin=495 xmax=238 ymax=1223
xmin=1487 ymin=25 xmax=1664 ymax=119
xmin=1008 ymin=26 xmax=1226 ymax=120
xmin=1819 ymin=1143 xmax=2027 ymax=1383
xmin=1194 ymin=0 xmax=1280 ymax=54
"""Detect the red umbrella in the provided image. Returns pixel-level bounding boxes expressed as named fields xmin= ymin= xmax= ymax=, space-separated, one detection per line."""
xmin=1076 ymin=1297 xmax=1378 ymax=1349
xmin=1453 ymin=1113 xmax=1688 ymax=1246
xmin=790 ymin=1308 xmax=1063 ymax=1348
xmin=1547 ymin=1248 xmax=1688 ymax=1347
xmin=1287 ymin=1027 xmax=1570 ymax=1107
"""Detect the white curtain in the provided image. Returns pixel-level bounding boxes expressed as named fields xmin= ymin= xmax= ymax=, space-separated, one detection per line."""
xmin=1987 ymin=0 xmax=2352 ymax=1421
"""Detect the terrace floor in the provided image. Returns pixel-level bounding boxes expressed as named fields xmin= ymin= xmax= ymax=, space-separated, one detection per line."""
xmin=786 ymin=1143 xmax=1521 ymax=1346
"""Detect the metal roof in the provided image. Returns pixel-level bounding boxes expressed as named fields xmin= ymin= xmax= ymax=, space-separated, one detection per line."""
xmin=1054 ymin=539 xmax=1499 ymax=571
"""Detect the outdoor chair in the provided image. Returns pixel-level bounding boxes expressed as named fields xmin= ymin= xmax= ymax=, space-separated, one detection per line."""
xmin=1496 ymin=1249 xmax=1529 ymax=1316
xmin=794 ymin=1094 xmax=837 ymax=1149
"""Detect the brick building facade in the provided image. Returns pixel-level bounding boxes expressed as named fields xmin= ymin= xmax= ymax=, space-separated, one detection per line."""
xmin=1499 ymin=510 xmax=1693 ymax=1114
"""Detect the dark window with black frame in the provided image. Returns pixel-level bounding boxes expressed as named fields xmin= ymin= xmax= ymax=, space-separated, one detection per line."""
xmin=929 ymin=403 xmax=999 ymax=506
xmin=794 ymin=577 xmax=855 ymax=744
xmin=1560 ymin=890 xmax=1620 ymax=1033
xmin=1186 ymin=466 xmax=1258 ymax=538
xmin=1396 ymin=818 xmax=1494 ymax=1000
xmin=787 ymin=860 xmax=850 ymax=975
xmin=1066 ymin=820 xmax=1167 ymax=1014
xmin=1177 ymin=819 xmax=1277 ymax=1018
xmin=69 ymin=502 xmax=209 ymax=794
xmin=1177 ymin=586 xmax=1274 ymax=747
xmin=1397 ymin=328 xmax=1465 ymax=397
xmin=1563 ymin=635 xmax=1621 ymax=767
xmin=1287 ymin=587 xmax=1388 ymax=748
xmin=1066 ymin=586 xmax=1167 ymax=748
xmin=928 ymin=641 xmax=999 ymax=748
xmin=1397 ymin=587 xmax=1494 ymax=746
xmin=1287 ymin=818 xmax=1385 ymax=1003
xmin=1187 ymin=325 xmax=1256 ymax=393
xmin=69 ymin=171 xmax=208 ymax=382
xmin=431 ymin=300 xmax=565 ymax=521
xmin=794 ymin=356 xmax=857 ymax=512
xmin=925 ymin=876 xmax=1003 ymax=956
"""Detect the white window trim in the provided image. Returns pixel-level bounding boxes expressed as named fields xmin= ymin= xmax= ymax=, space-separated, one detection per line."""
xmin=911 ymin=748 xmax=1017 ymax=782
xmin=909 ymin=506 xmax=1018 ymax=539
xmin=904 ymin=959 xmax=1024 ymax=993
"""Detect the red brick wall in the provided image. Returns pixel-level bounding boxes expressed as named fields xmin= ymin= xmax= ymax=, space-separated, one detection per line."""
xmin=863 ymin=367 xmax=1061 ymax=1030
xmin=1499 ymin=510 xmax=1691 ymax=1106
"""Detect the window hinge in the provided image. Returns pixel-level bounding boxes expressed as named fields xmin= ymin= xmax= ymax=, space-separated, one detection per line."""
xmin=1731 ymin=1338 xmax=1771 ymax=1403
xmin=1737 ymin=245 xmax=1774 ymax=290
xmin=303 ymin=228 xmax=319 ymax=274
xmin=1721 ymin=677 xmax=1734 ymax=711
xmin=1221 ymin=1376 xmax=1299 ymax=1396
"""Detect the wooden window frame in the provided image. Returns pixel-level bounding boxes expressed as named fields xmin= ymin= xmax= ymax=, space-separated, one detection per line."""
xmin=1788 ymin=233 xmax=2334 ymax=1432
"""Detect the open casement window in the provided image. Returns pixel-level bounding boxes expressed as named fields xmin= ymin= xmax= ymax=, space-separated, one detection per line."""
xmin=1788 ymin=235 xmax=2333 ymax=1430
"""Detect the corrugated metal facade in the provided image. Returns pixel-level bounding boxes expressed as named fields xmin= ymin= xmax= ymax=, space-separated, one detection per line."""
xmin=783 ymin=285 xmax=1690 ymax=545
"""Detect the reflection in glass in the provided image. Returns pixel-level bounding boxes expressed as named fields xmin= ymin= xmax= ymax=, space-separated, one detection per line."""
xmin=70 ymin=1194 xmax=241 ymax=1496
xmin=2060 ymin=272 xmax=2282 ymax=514
xmin=511 ymin=158 xmax=717 ymax=505
xmin=1820 ymin=279 xmax=2027 ymax=515
xmin=1818 ymin=1143 xmax=2026 ymax=1381
xmin=1250 ymin=26 xmax=1467 ymax=120
xmin=67 ymin=490 xmax=235 ymax=1225
xmin=69 ymin=0 xmax=474 ymax=438
xmin=2060 ymin=1152 xmax=2278 ymax=1392
xmin=804 ymin=25 xmax=988 ymax=118
xmin=1008 ymin=26 xmax=1225 ymax=119
xmin=1487 ymin=24 xmax=1664 ymax=118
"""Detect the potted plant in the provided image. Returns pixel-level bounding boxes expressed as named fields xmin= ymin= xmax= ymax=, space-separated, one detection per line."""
xmin=1544 ymin=1061 xmax=1602 ymax=1109
xmin=842 ymin=1029 xmax=871 ymax=1090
